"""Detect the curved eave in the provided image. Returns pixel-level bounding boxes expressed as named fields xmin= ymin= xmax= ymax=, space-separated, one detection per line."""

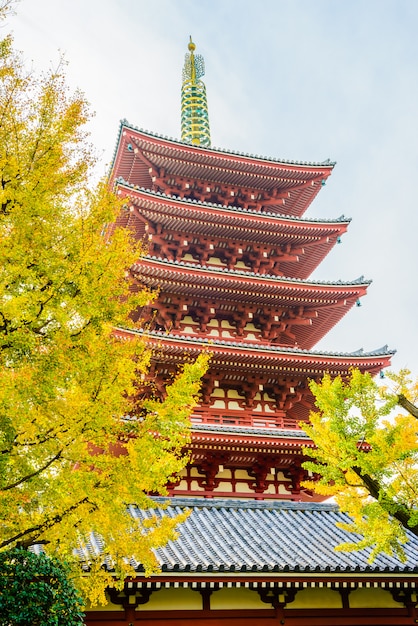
xmin=118 ymin=184 xmax=349 ymax=279
xmin=114 ymin=328 xmax=394 ymax=376
xmin=119 ymin=183 xmax=350 ymax=232
xmin=112 ymin=124 xmax=335 ymax=218
xmin=133 ymin=257 xmax=368 ymax=349
xmin=135 ymin=256 xmax=370 ymax=299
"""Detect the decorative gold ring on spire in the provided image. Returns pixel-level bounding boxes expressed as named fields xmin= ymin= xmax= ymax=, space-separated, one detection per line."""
xmin=181 ymin=37 xmax=211 ymax=147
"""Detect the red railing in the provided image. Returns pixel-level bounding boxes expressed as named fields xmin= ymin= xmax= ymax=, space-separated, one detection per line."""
xmin=190 ymin=407 xmax=301 ymax=430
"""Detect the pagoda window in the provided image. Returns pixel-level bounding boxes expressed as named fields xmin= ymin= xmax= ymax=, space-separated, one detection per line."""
xmin=208 ymin=256 xmax=226 ymax=266
xmin=244 ymin=324 xmax=261 ymax=338
xmin=264 ymin=483 xmax=277 ymax=495
xmin=226 ymin=389 xmax=244 ymax=399
xmin=212 ymin=400 xmax=226 ymax=409
xmin=243 ymin=325 xmax=260 ymax=341
xmin=182 ymin=315 xmax=198 ymax=326
xmin=182 ymin=326 xmax=197 ymax=335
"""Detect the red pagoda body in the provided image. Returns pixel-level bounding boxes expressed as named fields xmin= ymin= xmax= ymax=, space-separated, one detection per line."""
xmin=110 ymin=124 xmax=393 ymax=502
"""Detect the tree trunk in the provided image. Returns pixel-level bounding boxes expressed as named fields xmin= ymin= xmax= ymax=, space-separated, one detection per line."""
xmin=398 ymin=394 xmax=418 ymax=419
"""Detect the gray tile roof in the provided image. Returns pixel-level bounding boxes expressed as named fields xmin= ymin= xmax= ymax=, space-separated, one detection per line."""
xmin=117 ymin=179 xmax=350 ymax=224
xmin=141 ymin=254 xmax=371 ymax=288
xmin=118 ymin=327 xmax=395 ymax=360
xmin=191 ymin=423 xmax=311 ymax=439
xmin=117 ymin=498 xmax=418 ymax=574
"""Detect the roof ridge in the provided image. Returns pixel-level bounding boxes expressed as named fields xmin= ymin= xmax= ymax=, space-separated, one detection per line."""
xmin=191 ymin=423 xmax=310 ymax=438
xmin=116 ymin=327 xmax=396 ymax=359
xmin=148 ymin=496 xmax=338 ymax=511
xmin=139 ymin=254 xmax=371 ymax=287
xmin=119 ymin=120 xmax=337 ymax=169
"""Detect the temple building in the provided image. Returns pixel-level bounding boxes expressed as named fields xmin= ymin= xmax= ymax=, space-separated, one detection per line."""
xmin=85 ymin=40 xmax=418 ymax=625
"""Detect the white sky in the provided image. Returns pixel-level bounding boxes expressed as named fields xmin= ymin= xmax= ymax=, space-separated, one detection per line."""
xmin=7 ymin=0 xmax=418 ymax=374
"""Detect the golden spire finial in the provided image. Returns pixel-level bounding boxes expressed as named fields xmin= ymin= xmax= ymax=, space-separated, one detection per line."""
xmin=181 ymin=37 xmax=211 ymax=147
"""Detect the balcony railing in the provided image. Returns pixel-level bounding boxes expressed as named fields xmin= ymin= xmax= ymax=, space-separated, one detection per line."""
xmin=190 ymin=407 xmax=301 ymax=430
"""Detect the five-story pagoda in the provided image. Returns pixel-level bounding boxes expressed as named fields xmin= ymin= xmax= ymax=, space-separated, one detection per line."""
xmin=110 ymin=38 xmax=393 ymax=502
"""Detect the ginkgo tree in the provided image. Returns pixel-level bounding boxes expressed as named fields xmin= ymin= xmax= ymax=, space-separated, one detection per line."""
xmin=303 ymin=368 xmax=418 ymax=562
xmin=0 ymin=1 xmax=208 ymax=604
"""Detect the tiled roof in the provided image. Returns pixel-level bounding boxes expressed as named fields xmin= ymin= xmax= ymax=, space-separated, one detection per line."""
xmin=191 ymin=423 xmax=311 ymax=439
xmin=112 ymin=123 xmax=336 ymax=219
xmin=118 ymin=327 xmax=395 ymax=360
xmin=137 ymin=255 xmax=370 ymax=289
xmin=86 ymin=498 xmax=418 ymax=574
xmin=115 ymin=121 xmax=336 ymax=169
xmin=117 ymin=179 xmax=349 ymax=225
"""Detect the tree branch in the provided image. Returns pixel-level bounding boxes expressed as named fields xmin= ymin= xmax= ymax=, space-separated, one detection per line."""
xmin=1 ymin=448 xmax=63 ymax=491
xmin=352 ymin=466 xmax=418 ymax=538
xmin=398 ymin=394 xmax=418 ymax=419
xmin=1 ymin=496 xmax=90 ymax=550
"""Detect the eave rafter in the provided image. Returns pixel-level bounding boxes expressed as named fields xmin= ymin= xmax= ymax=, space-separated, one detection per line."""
xmin=116 ymin=184 xmax=349 ymax=279
xmin=119 ymin=183 xmax=350 ymax=238
xmin=133 ymin=256 xmax=369 ymax=303
xmin=109 ymin=574 xmax=418 ymax=588
xmin=130 ymin=256 xmax=368 ymax=348
xmin=189 ymin=432 xmax=310 ymax=455
xmin=136 ymin=294 xmax=344 ymax=350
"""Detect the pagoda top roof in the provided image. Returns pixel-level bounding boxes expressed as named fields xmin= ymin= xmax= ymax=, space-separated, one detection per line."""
xmin=115 ymin=327 xmax=394 ymax=376
xmin=112 ymin=122 xmax=335 ymax=218
xmin=82 ymin=497 xmax=418 ymax=576
xmin=114 ymin=120 xmax=336 ymax=170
